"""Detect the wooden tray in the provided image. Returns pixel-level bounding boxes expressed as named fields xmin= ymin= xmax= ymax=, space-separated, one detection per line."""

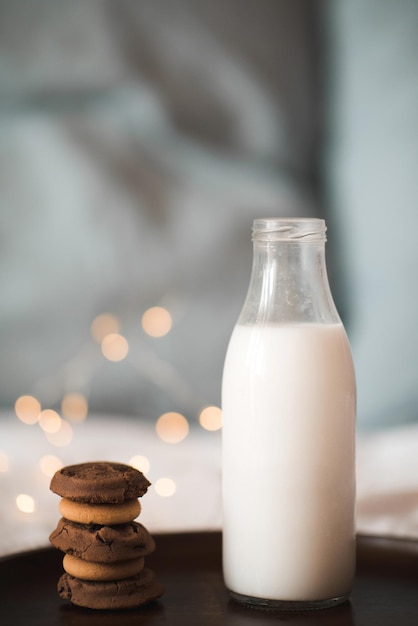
xmin=1 ymin=532 xmax=417 ymax=625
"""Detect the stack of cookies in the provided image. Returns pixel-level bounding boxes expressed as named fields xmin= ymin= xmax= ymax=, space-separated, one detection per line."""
xmin=49 ymin=461 xmax=163 ymax=610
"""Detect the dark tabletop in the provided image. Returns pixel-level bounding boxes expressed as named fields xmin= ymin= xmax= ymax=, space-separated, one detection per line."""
xmin=0 ymin=532 xmax=417 ymax=625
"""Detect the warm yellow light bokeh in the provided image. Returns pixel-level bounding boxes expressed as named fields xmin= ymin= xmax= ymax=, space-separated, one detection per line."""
xmin=14 ymin=395 xmax=41 ymax=425
xmin=156 ymin=412 xmax=189 ymax=444
xmin=141 ymin=306 xmax=172 ymax=338
xmin=16 ymin=494 xmax=35 ymax=513
xmin=61 ymin=393 xmax=88 ymax=422
xmin=0 ymin=451 xmax=9 ymax=472
xmin=39 ymin=409 xmax=62 ymax=433
xmin=39 ymin=454 xmax=63 ymax=477
xmin=101 ymin=333 xmax=129 ymax=362
xmin=129 ymin=455 xmax=151 ymax=475
xmin=91 ymin=313 xmax=120 ymax=343
xmin=46 ymin=419 xmax=73 ymax=447
xmin=154 ymin=477 xmax=176 ymax=497
xmin=199 ymin=405 xmax=223 ymax=431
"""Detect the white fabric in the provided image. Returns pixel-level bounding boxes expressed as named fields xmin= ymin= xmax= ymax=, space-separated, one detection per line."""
xmin=1 ymin=412 xmax=418 ymax=557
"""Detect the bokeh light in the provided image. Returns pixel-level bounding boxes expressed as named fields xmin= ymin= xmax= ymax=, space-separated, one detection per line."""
xmin=199 ymin=405 xmax=223 ymax=431
xmin=16 ymin=494 xmax=36 ymax=514
xmin=0 ymin=451 xmax=9 ymax=472
xmin=39 ymin=454 xmax=63 ymax=477
xmin=14 ymin=395 xmax=41 ymax=425
xmin=101 ymin=333 xmax=129 ymax=362
xmin=45 ymin=419 xmax=73 ymax=447
xmin=154 ymin=477 xmax=176 ymax=497
xmin=61 ymin=393 xmax=88 ymax=422
xmin=91 ymin=313 xmax=120 ymax=343
xmin=156 ymin=412 xmax=189 ymax=444
xmin=141 ymin=306 xmax=172 ymax=338
xmin=39 ymin=409 xmax=62 ymax=433
xmin=129 ymin=455 xmax=151 ymax=475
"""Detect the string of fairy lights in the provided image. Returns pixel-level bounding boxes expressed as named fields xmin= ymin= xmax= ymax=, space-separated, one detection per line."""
xmin=1 ymin=306 xmax=222 ymax=517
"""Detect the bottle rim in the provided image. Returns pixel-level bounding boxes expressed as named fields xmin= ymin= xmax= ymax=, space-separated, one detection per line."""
xmin=252 ymin=217 xmax=326 ymax=242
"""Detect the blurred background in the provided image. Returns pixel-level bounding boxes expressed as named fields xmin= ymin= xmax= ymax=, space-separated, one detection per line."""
xmin=2 ymin=0 xmax=418 ymax=554
xmin=1 ymin=0 xmax=418 ymax=432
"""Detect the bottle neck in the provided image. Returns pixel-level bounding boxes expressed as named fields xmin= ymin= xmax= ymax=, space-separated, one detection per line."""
xmin=238 ymin=219 xmax=340 ymax=326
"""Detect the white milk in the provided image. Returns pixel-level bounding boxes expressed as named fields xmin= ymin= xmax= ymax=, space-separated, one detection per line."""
xmin=222 ymin=322 xmax=356 ymax=603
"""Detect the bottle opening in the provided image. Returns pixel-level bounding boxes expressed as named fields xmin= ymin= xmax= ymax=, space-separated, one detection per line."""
xmin=252 ymin=218 xmax=326 ymax=242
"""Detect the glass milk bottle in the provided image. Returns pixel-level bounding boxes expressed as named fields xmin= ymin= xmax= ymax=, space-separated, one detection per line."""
xmin=222 ymin=218 xmax=356 ymax=610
